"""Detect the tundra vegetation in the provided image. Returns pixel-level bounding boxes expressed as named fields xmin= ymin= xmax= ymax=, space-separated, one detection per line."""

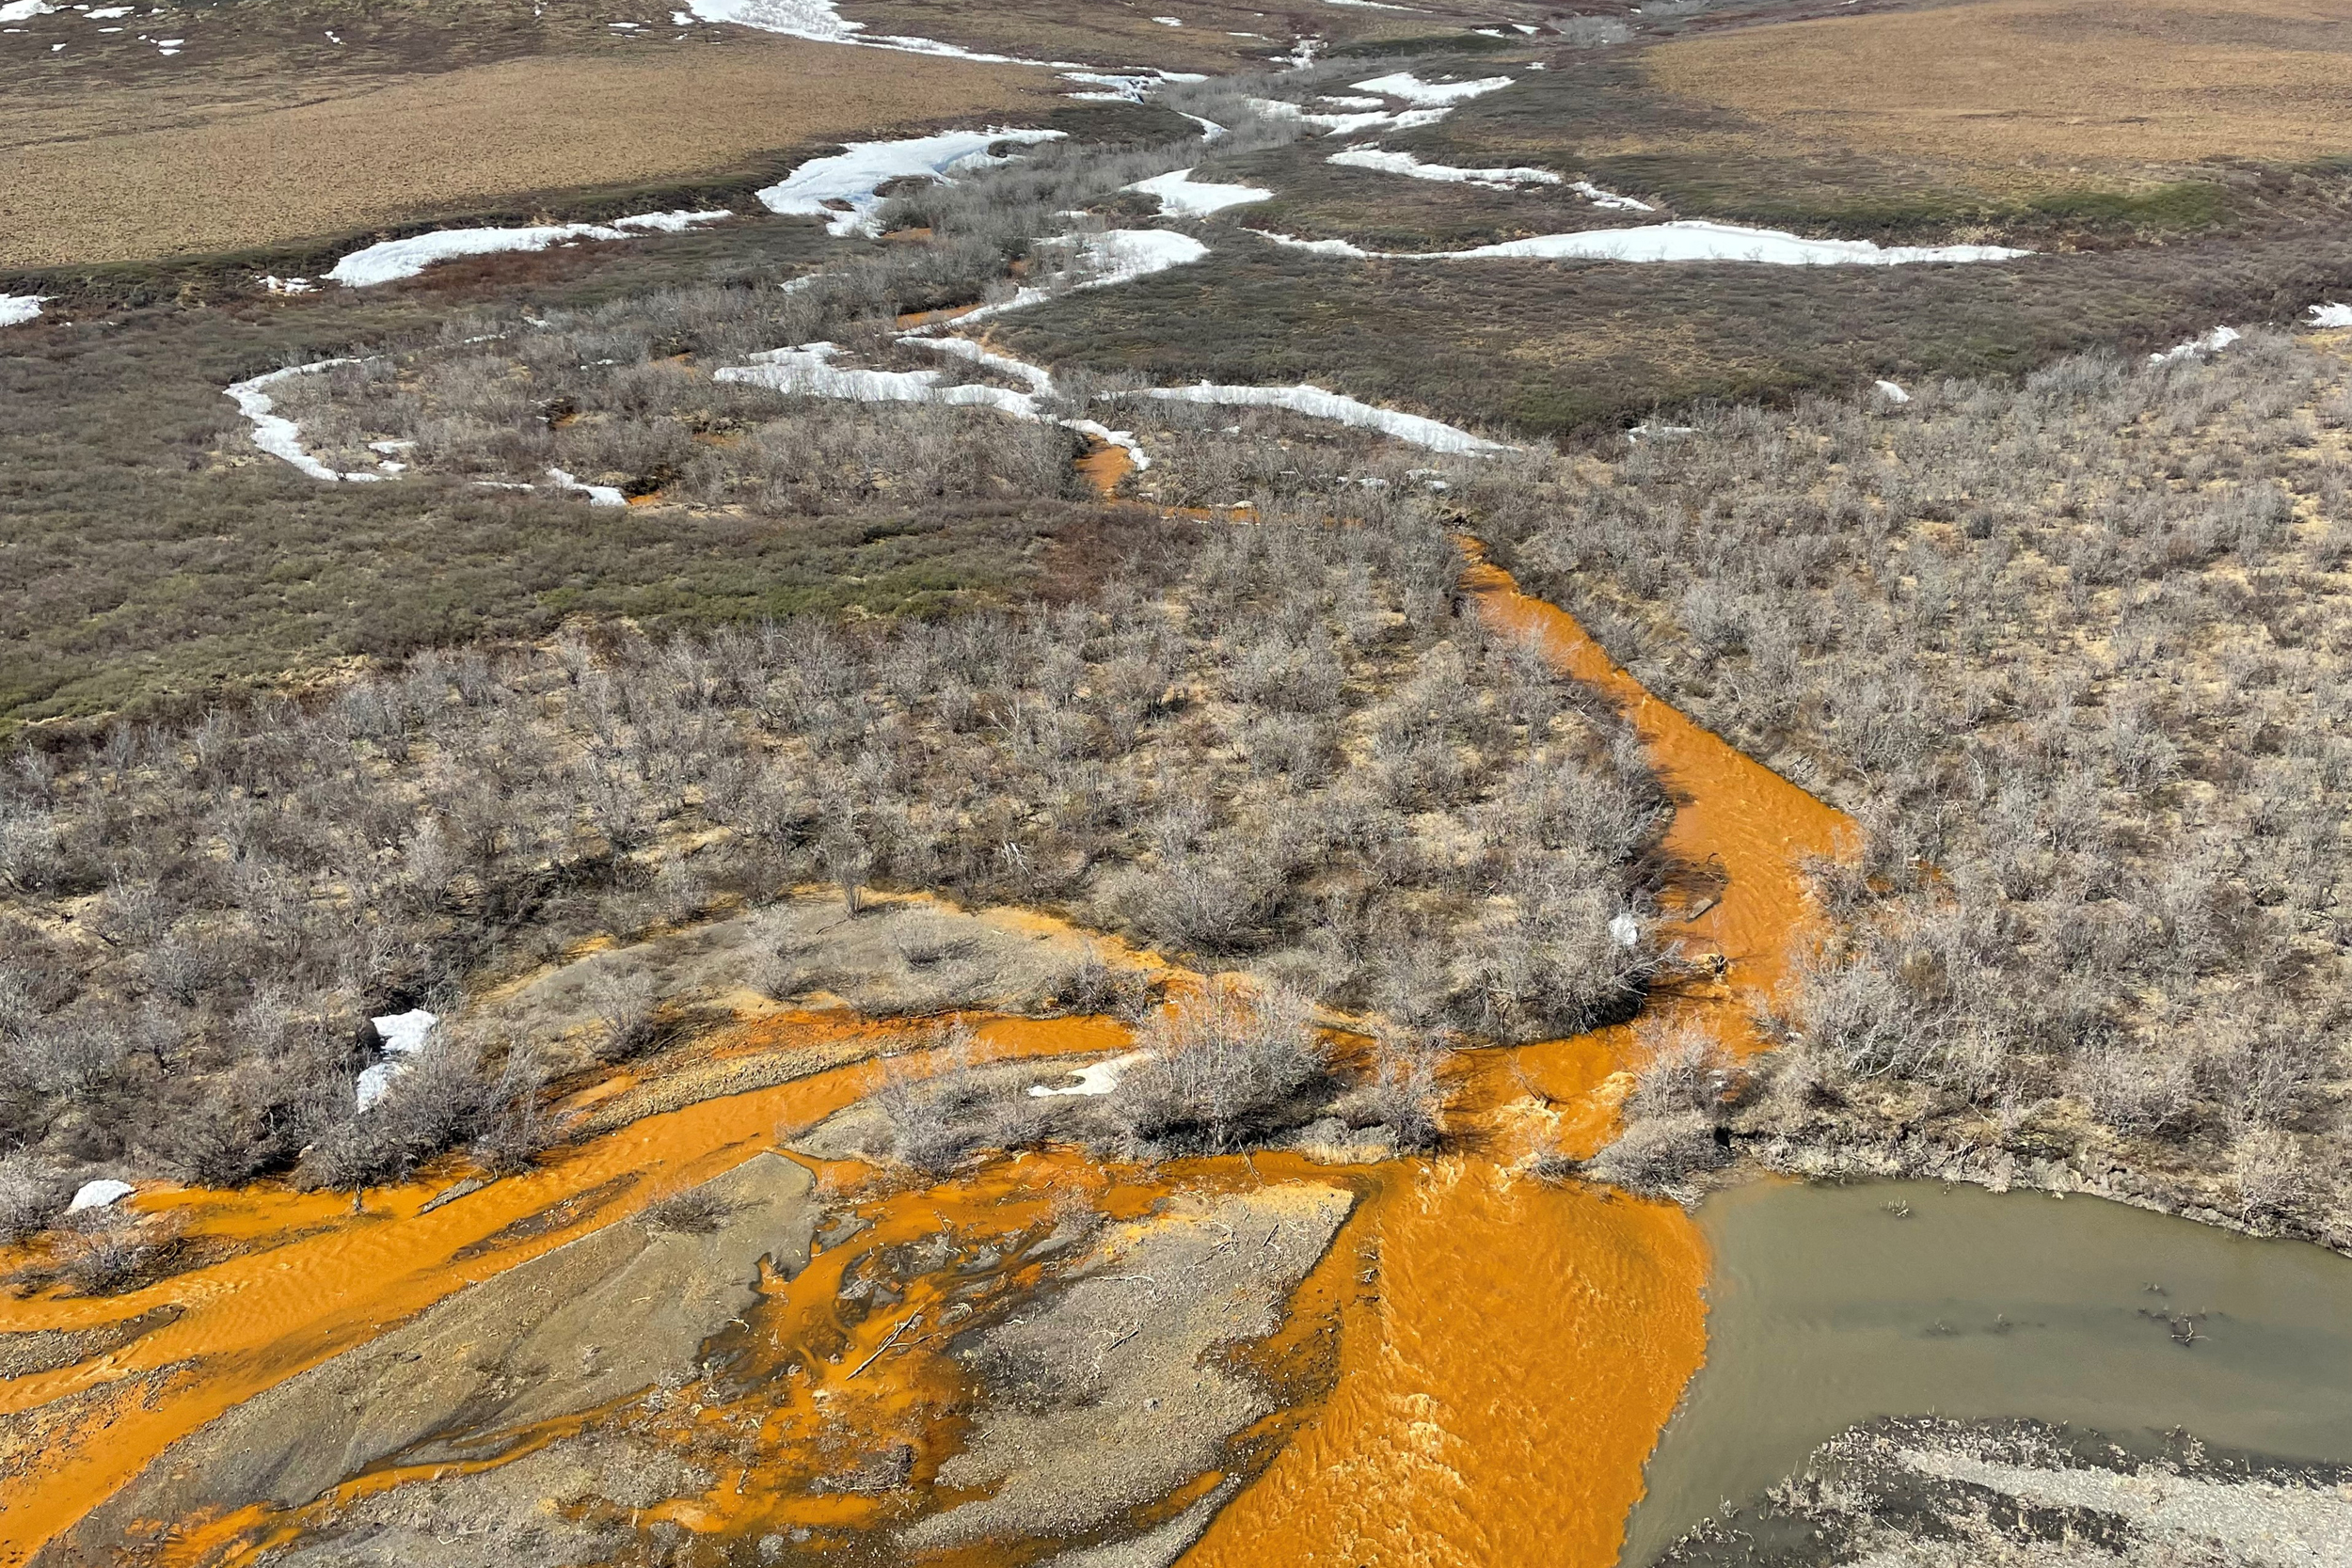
xmin=1472 ymin=330 xmax=2352 ymax=1241
xmin=0 ymin=449 xmax=1670 ymax=1245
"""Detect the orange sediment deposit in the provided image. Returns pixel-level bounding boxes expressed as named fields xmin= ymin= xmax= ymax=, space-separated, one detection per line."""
xmin=0 ymin=1013 xmax=1125 ymax=1568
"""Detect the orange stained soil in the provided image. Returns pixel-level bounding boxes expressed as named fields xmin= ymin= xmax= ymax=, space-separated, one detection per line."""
xmin=0 ymin=1013 xmax=1126 ymax=1568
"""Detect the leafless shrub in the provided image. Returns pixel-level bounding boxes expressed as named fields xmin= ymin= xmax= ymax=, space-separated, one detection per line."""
xmin=589 ymin=970 xmax=661 ymax=1063
xmin=640 ymin=1186 xmax=736 ymax=1234
xmin=0 ymin=1150 xmax=64 ymax=1244
xmin=1367 ymin=1035 xmax=1446 ymax=1150
xmin=1114 ymin=980 xmax=1326 ymax=1151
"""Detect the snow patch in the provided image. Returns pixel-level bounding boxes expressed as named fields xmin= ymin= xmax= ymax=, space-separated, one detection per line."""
xmin=0 ymin=0 xmax=55 ymax=17
xmin=358 ymin=1008 xmax=439 ymax=1112
xmin=717 ymin=341 xmax=1043 ymax=418
xmin=225 ymin=359 xmax=387 ymax=483
xmin=1028 ymin=1050 xmax=1151 ymax=1097
xmin=1255 ymin=219 xmax=2027 ymax=266
xmin=1350 ymin=71 xmax=1515 ymax=106
xmin=68 ymin=1179 xmax=134 ymax=1212
xmin=755 ymin=128 xmax=1063 ymax=236
xmin=1071 ymin=227 xmax=1210 ymax=287
xmin=1178 ymin=111 xmax=1227 ymax=141
xmin=1327 ymin=146 xmax=1559 ymax=188
xmin=1569 ymin=180 xmax=1651 ymax=212
xmin=686 ymin=0 xmax=1191 ymax=94
xmin=326 ymin=211 xmax=729 ymax=286
xmin=546 ymin=467 xmax=628 ymax=505
xmin=0 ymin=294 xmax=46 ymax=327
xmin=2152 ymin=325 xmax=2240 ymax=364
xmin=1128 ymin=382 xmax=1502 ymax=452
xmin=1127 ymin=166 xmax=1272 ymax=216
xmin=2305 ymin=303 xmax=2352 ymax=329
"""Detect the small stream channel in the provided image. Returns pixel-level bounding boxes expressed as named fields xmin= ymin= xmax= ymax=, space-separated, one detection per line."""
xmin=1620 ymin=1177 xmax=2352 ymax=1565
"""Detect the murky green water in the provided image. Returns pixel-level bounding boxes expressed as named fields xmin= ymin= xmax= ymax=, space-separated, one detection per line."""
xmin=1620 ymin=1177 xmax=2352 ymax=1565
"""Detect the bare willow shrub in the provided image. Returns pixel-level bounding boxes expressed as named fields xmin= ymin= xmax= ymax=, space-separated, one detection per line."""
xmin=1114 ymin=980 xmax=1325 ymax=1151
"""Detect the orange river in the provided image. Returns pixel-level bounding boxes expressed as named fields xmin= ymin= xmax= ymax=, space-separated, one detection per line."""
xmin=0 ymin=553 xmax=1850 ymax=1568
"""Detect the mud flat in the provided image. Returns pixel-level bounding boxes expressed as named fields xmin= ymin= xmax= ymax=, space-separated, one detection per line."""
xmin=39 ymin=1153 xmax=817 ymax=1565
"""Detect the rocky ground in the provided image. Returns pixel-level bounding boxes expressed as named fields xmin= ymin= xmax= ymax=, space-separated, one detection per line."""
xmin=1658 ymin=1417 xmax=2352 ymax=1568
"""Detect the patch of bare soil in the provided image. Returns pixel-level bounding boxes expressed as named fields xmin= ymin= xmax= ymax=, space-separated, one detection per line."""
xmin=1648 ymin=0 xmax=2352 ymax=178
xmin=902 ymin=1181 xmax=1355 ymax=1555
xmin=0 ymin=1306 xmax=183 ymax=1384
xmin=0 ymin=36 xmax=1060 ymax=267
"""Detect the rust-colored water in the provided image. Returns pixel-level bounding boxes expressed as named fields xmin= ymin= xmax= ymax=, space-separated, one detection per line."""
xmin=0 ymin=1014 xmax=1124 ymax=1568
xmin=1074 ymin=437 xmax=1135 ymax=497
xmin=1176 ymin=550 xmax=1852 ymax=1568
xmin=6 ymin=555 xmax=1851 ymax=1568
xmin=1460 ymin=545 xmax=1852 ymax=1050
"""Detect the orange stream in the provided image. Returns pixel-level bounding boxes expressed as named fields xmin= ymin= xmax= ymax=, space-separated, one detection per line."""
xmin=2 ymin=557 xmax=1851 ymax=1568
xmin=1175 ymin=550 xmax=1852 ymax=1568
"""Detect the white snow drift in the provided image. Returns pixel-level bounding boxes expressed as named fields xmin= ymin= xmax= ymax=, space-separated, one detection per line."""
xmin=1327 ymin=146 xmax=1559 ymax=188
xmin=1349 ymin=71 xmax=1515 ymax=106
xmin=225 ymin=359 xmax=387 ymax=483
xmin=1253 ymin=218 xmax=2028 ymax=266
xmin=2308 ymin=303 xmax=2352 ymax=329
xmin=685 ymin=0 xmax=1199 ymax=96
xmin=358 ymin=1008 xmax=438 ymax=1112
xmin=0 ymin=294 xmax=46 ymax=327
xmin=1133 ymin=382 xmax=1502 ymax=452
xmin=326 ymin=211 xmax=729 ymax=286
xmin=2152 ymin=325 xmax=2240 ymax=363
xmin=756 ymin=129 xmax=1064 ymax=236
xmin=1127 ymin=166 xmax=1272 ymax=216
xmin=1028 ymin=1051 xmax=1152 ymax=1097
xmin=68 ymin=1179 xmax=135 ymax=1212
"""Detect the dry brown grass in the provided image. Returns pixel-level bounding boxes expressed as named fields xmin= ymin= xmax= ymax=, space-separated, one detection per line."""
xmin=0 ymin=36 xmax=1060 ymax=267
xmin=1648 ymin=0 xmax=2352 ymax=181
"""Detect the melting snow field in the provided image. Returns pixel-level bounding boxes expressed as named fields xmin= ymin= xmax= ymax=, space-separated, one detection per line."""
xmin=67 ymin=1179 xmax=135 ymax=1213
xmin=1254 ymin=219 xmax=2028 ymax=266
xmin=0 ymin=294 xmax=46 ymax=327
xmin=1127 ymin=167 xmax=1272 ymax=216
xmin=1132 ymin=382 xmax=1502 ymax=452
xmin=2311 ymin=303 xmax=2352 ymax=329
xmin=715 ymin=340 xmax=1152 ymax=466
xmin=954 ymin=228 xmax=1210 ymax=323
xmin=547 ymin=467 xmax=628 ymax=505
xmin=1327 ymin=147 xmax=1560 ymax=188
xmin=326 ymin=211 xmax=730 ymax=286
xmin=225 ymin=359 xmax=387 ymax=483
xmin=756 ymin=129 xmax=1064 ymax=236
